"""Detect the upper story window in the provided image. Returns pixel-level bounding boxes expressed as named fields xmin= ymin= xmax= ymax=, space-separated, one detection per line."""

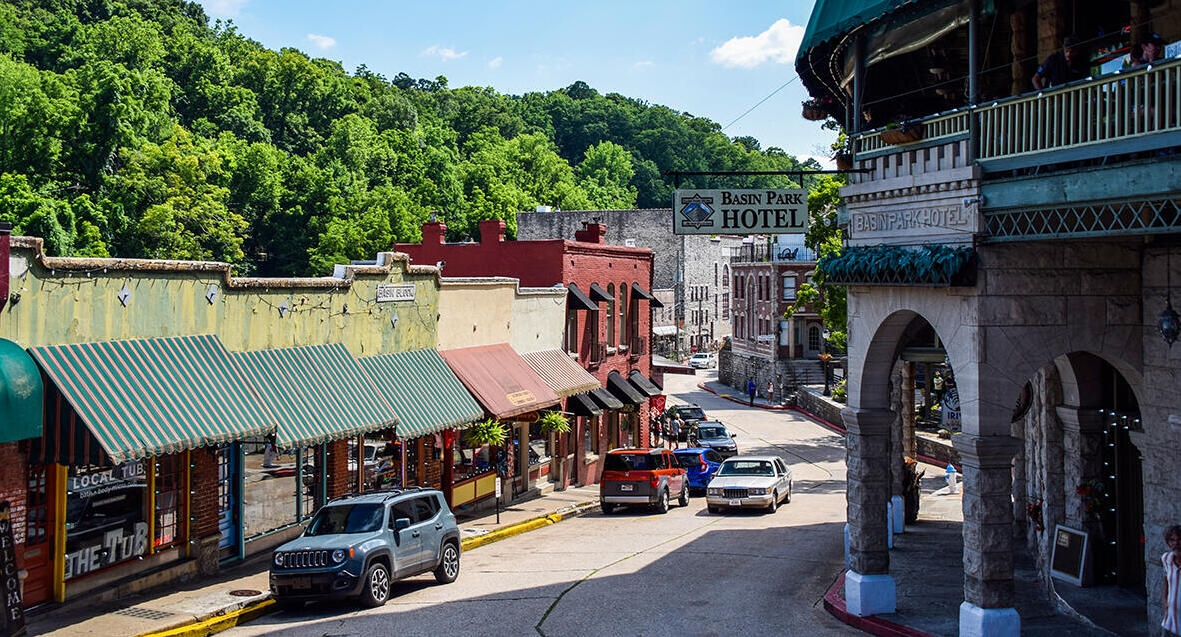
xmin=782 ymin=275 xmax=796 ymax=301
xmin=606 ymin=283 xmax=615 ymax=346
xmin=619 ymin=282 xmax=628 ymax=346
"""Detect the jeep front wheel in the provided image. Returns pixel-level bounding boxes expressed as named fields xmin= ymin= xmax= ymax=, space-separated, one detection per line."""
xmin=434 ymin=541 xmax=460 ymax=584
xmin=359 ymin=561 xmax=391 ymax=608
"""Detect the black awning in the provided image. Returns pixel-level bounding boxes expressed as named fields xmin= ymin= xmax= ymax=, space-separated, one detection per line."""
xmin=628 ymin=370 xmax=662 ymax=397
xmin=650 ymin=297 xmax=664 ymax=308
xmin=606 ymin=370 xmax=645 ymax=405
xmin=569 ymin=393 xmax=603 ymax=418
xmin=588 ymin=283 xmax=613 ymax=303
xmin=567 ymin=284 xmax=598 ymax=311
xmin=590 ymin=388 xmax=624 ymax=410
xmin=630 ymin=283 xmax=656 ymax=301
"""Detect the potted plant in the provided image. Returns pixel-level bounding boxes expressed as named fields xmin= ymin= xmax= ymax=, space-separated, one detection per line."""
xmin=880 ymin=120 xmax=924 ymax=145
xmin=802 ymin=98 xmax=828 ymax=121
xmin=465 ymin=418 xmax=508 ymax=447
xmin=834 ymin=149 xmax=853 ymax=170
xmin=538 ymin=411 xmax=571 ymax=436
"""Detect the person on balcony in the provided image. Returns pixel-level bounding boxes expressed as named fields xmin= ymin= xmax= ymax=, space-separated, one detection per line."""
xmin=1129 ymin=34 xmax=1165 ymax=68
xmin=1032 ymin=36 xmax=1089 ymax=90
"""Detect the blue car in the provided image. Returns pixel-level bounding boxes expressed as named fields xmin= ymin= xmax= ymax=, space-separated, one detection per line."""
xmin=674 ymin=448 xmax=725 ymax=491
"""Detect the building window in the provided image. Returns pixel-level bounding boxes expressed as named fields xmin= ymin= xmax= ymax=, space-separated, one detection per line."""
xmin=606 ymin=284 xmax=615 ymax=346
xmin=565 ymin=310 xmax=578 ymax=353
xmin=153 ymin=454 xmax=185 ymax=551
xmin=714 ymin=262 xmax=718 ymax=286
xmin=809 ymin=325 xmax=821 ymax=351
xmin=619 ymin=282 xmax=628 ymax=347
xmin=782 ymin=275 xmax=796 ymax=300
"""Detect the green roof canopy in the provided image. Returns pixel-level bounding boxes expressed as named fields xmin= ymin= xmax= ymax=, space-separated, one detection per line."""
xmin=358 ymin=349 xmax=483 ymax=439
xmin=0 ymin=339 xmax=42 ymax=444
xmin=234 ymin=344 xmax=397 ymax=449
xmin=29 ymin=335 xmax=273 ymax=463
xmin=798 ymin=0 xmax=921 ymax=61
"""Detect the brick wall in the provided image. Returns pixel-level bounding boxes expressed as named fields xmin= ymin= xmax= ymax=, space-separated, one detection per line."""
xmin=189 ymin=448 xmax=219 ymax=539
xmin=326 ymin=439 xmax=351 ymax=498
xmin=0 ymin=443 xmax=27 ymax=545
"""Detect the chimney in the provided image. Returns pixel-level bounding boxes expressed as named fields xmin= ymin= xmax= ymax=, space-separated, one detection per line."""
xmin=479 ymin=219 xmax=506 ymax=245
xmin=422 ymin=220 xmax=447 ymax=245
xmin=574 ymin=220 xmax=607 ymax=244
xmin=0 ymin=222 xmax=10 ymax=319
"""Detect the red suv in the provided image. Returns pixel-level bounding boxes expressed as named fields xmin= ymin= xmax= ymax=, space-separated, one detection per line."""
xmin=599 ymin=448 xmax=690 ymax=514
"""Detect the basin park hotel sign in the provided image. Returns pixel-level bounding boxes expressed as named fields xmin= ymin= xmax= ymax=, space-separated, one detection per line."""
xmin=673 ymin=189 xmax=809 ymax=235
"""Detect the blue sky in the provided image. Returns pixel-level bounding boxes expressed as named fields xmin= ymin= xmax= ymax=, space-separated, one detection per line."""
xmin=197 ymin=1 xmax=835 ymax=166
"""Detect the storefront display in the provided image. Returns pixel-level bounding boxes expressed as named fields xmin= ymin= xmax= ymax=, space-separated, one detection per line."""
xmin=63 ymin=462 xmax=148 ymax=580
xmin=241 ymin=439 xmax=322 ymax=540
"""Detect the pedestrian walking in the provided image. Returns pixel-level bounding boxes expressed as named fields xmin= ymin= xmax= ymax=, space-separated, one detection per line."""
xmin=1163 ymin=525 xmax=1181 ymax=635
xmin=932 ymin=370 xmax=945 ymax=406
xmin=669 ymin=414 xmax=683 ymax=449
xmin=746 ymin=378 xmax=757 ymax=406
xmin=766 ymin=380 xmax=775 ymax=406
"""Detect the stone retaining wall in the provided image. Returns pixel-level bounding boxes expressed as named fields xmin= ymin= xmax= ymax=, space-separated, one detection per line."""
xmin=916 ymin=432 xmax=961 ymax=467
xmin=796 ymin=387 xmax=845 ymax=428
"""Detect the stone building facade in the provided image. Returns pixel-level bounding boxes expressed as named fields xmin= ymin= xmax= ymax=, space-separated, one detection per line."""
xmin=516 ymin=208 xmax=744 ymax=356
xmin=797 ymin=1 xmax=1181 ymax=635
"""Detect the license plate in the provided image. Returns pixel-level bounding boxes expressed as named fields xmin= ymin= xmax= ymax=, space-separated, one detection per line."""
xmin=727 ymin=499 xmax=742 ymax=506
xmin=292 ymin=576 xmax=312 ymax=590
xmin=619 ymin=484 xmax=634 ymax=492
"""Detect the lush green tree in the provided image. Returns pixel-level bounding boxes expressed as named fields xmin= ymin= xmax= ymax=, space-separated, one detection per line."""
xmin=577 ymin=141 xmax=636 ymax=209
xmin=786 ymin=175 xmax=846 ymax=352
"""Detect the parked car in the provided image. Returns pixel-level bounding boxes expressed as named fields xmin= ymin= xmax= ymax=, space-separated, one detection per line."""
xmin=673 ymin=448 xmax=725 ymax=492
xmin=599 ymin=448 xmax=690 ymax=514
xmin=706 ymin=456 xmax=793 ymax=514
xmin=688 ymin=352 xmax=717 ymax=369
xmin=666 ymin=404 xmax=708 ymax=441
xmin=270 ymin=488 xmax=461 ymax=608
xmin=689 ymin=421 xmax=739 ymax=457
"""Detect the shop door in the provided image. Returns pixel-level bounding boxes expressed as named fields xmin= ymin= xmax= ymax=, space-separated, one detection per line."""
xmin=22 ymin=465 xmax=54 ymax=607
xmin=216 ymin=446 xmax=238 ymax=554
xmin=1097 ymin=411 xmax=1146 ymax=593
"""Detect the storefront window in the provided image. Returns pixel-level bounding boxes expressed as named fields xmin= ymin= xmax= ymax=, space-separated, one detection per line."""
xmin=528 ymin=422 xmax=552 ymax=468
xmin=361 ymin=433 xmax=402 ymax=491
xmin=454 ymin=444 xmax=491 ymax=483
xmin=64 ymin=461 xmax=149 ymax=580
xmin=153 ymin=455 xmax=184 ymax=550
xmin=405 ymin=441 xmax=420 ymax=486
xmin=242 ymin=437 xmax=298 ymax=540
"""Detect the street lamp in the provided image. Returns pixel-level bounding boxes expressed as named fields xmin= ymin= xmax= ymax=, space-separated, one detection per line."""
xmin=818 ymin=353 xmax=833 ymax=396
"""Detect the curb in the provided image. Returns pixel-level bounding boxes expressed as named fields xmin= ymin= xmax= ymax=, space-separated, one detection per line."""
xmin=696 ymin=382 xmax=792 ymax=410
xmin=823 ymin=571 xmax=937 ymax=637
xmin=137 ymin=498 xmax=599 ymax=637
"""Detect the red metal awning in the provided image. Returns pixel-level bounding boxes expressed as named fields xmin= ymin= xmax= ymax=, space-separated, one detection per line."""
xmin=440 ymin=344 xmax=561 ymax=420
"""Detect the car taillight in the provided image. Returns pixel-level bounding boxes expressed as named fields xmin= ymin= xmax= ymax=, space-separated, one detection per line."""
xmin=700 ymin=460 xmax=708 ymax=472
xmin=649 ymin=476 xmax=660 ymax=488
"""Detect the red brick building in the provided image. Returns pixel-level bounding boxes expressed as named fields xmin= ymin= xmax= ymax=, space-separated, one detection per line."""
xmin=398 ymin=219 xmax=659 ymax=485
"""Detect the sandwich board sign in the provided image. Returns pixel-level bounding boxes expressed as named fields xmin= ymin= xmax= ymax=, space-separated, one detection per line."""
xmin=673 ymin=189 xmax=808 ymax=235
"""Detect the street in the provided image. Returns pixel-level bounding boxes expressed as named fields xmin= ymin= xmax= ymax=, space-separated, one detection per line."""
xmin=225 ymin=371 xmax=856 ymax=637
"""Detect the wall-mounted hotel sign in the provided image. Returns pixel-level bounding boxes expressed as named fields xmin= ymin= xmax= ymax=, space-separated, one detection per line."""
xmin=673 ymin=189 xmax=808 ymax=235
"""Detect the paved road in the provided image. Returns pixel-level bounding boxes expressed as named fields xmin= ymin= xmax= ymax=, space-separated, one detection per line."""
xmin=225 ymin=371 xmax=855 ymax=637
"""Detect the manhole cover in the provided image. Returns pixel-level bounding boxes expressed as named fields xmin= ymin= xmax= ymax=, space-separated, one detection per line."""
xmin=228 ymin=589 xmax=263 ymax=597
xmin=115 ymin=607 xmax=176 ymax=620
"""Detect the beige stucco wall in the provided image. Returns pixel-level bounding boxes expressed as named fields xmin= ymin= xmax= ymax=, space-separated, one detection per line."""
xmin=437 ymin=277 xmax=565 ymax=352
xmin=2 ymin=237 xmax=440 ymax=354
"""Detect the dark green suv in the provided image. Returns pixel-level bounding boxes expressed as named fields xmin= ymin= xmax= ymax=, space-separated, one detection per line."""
xmin=269 ymin=488 xmax=461 ymax=608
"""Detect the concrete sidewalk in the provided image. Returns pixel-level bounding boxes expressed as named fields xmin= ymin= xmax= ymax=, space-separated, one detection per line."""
xmin=28 ymin=484 xmax=600 ymax=637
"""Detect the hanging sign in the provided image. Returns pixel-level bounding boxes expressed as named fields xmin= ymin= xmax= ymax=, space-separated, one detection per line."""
xmin=0 ymin=502 xmax=24 ymax=636
xmin=941 ymin=387 xmax=961 ymax=429
xmin=376 ymin=284 xmax=416 ymax=303
xmin=673 ymin=189 xmax=808 ymax=235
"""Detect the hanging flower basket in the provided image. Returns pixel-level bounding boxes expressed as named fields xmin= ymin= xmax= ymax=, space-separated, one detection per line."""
xmin=834 ymin=151 xmax=853 ymax=171
xmin=880 ymin=122 xmax=925 ymax=145
xmin=802 ymin=99 xmax=829 ymax=121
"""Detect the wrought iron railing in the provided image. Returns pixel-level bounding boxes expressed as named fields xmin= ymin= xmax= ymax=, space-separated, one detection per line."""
xmin=978 ymin=58 xmax=1181 ymax=162
xmin=729 ymin=244 xmax=816 ymax=263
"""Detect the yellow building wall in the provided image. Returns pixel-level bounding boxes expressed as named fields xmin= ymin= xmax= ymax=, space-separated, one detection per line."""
xmin=511 ymin=288 xmax=566 ymax=354
xmin=2 ymin=238 xmax=440 ymax=354
xmin=437 ymin=278 xmax=565 ymax=352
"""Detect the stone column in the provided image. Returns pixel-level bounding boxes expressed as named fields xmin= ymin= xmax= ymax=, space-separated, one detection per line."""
xmin=842 ymin=407 xmax=896 ymax=616
xmin=1057 ymin=406 xmax=1105 ymax=561
xmin=902 ymin=362 xmax=916 ymax=459
xmin=954 ymin=434 xmax=1022 ymax=637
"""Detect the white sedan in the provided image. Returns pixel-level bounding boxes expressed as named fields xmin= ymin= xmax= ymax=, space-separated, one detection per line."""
xmin=705 ymin=456 xmax=793 ymax=513
xmin=688 ymin=353 xmax=716 ymax=368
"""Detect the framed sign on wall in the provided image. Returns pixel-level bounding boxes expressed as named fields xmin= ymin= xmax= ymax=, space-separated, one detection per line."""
xmin=1050 ymin=524 xmax=1089 ymax=586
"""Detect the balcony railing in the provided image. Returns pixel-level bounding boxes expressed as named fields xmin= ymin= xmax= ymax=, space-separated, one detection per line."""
xmin=851 ymin=57 xmax=1181 ymax=172
xmin=729 ymin=244 xmax=816 ymax=264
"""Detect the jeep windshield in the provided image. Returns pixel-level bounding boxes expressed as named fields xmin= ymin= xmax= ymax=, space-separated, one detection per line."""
xmin=676 ymin=407 xmax=706 ymax=420
xmin=305 ymin=503 xmax=384 ymax=536
xmin=604 ymin=453 xmax=661 ymax=472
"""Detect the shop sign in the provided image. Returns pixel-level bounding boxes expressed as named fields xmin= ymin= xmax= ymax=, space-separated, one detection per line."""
xmin=673 ymin=189 xmax=808 ymax=235
xmin=941 ymin=387 xmax=961 ymax=429
xmin=376 ymin=283 xmax=416 ymax=303
xmin=65 ymin=461 xmax=149 ymax=580
xmin=506 ymin=391 xmax=536 ymax=408
xmin=0 ymin=502 xmax=24 ymax=634
xmin=503 ymin=411 xmax=539 ymax=424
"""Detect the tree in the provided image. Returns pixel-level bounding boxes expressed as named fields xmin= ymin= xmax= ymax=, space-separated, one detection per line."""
xmin=787 ymin=175 xmax=847 ymax=352
xmin=577 ymin=141 xmax=636 ymax=209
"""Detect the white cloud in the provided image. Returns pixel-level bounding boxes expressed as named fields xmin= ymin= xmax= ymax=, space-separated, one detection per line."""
xmin=634 ymin=60 xmax=654 ymax=69
xmin=488 ymin=56 xmax=503 ymax=69
xmin=200 ymin=0 xmax=249 ymax=18
xmin=306 ymin=33 xmax=336 ymax=50
xmin=421 ymin=45 xmax=468 ymax=62
xmin=710 ymin=18 xmax=804 ymax=68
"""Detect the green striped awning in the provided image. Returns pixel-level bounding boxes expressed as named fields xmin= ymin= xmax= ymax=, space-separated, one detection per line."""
xmin=233 ymin=344 xmax=398 ymax=448
xmin=28 ymin=335 xmax=274 ymax=463
xmin=358 ymin=349 xmax=483 ymax=439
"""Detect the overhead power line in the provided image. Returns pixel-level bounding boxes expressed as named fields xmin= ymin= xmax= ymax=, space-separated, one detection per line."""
xmin=722 ymin=75 xmax=800 ymax=132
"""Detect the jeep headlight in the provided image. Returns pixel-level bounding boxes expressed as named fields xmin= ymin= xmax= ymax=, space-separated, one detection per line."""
xmin=331 ymin=549 xmax=347 ymax=564
xmin=273 ymin=552 xmax=285 ymax=567
xmin=748 ymin=487 xmax=768 ymax=495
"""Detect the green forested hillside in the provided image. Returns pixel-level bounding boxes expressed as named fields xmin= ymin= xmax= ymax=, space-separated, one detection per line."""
xmin=0 ymin=0 xmax=818 ymax=275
